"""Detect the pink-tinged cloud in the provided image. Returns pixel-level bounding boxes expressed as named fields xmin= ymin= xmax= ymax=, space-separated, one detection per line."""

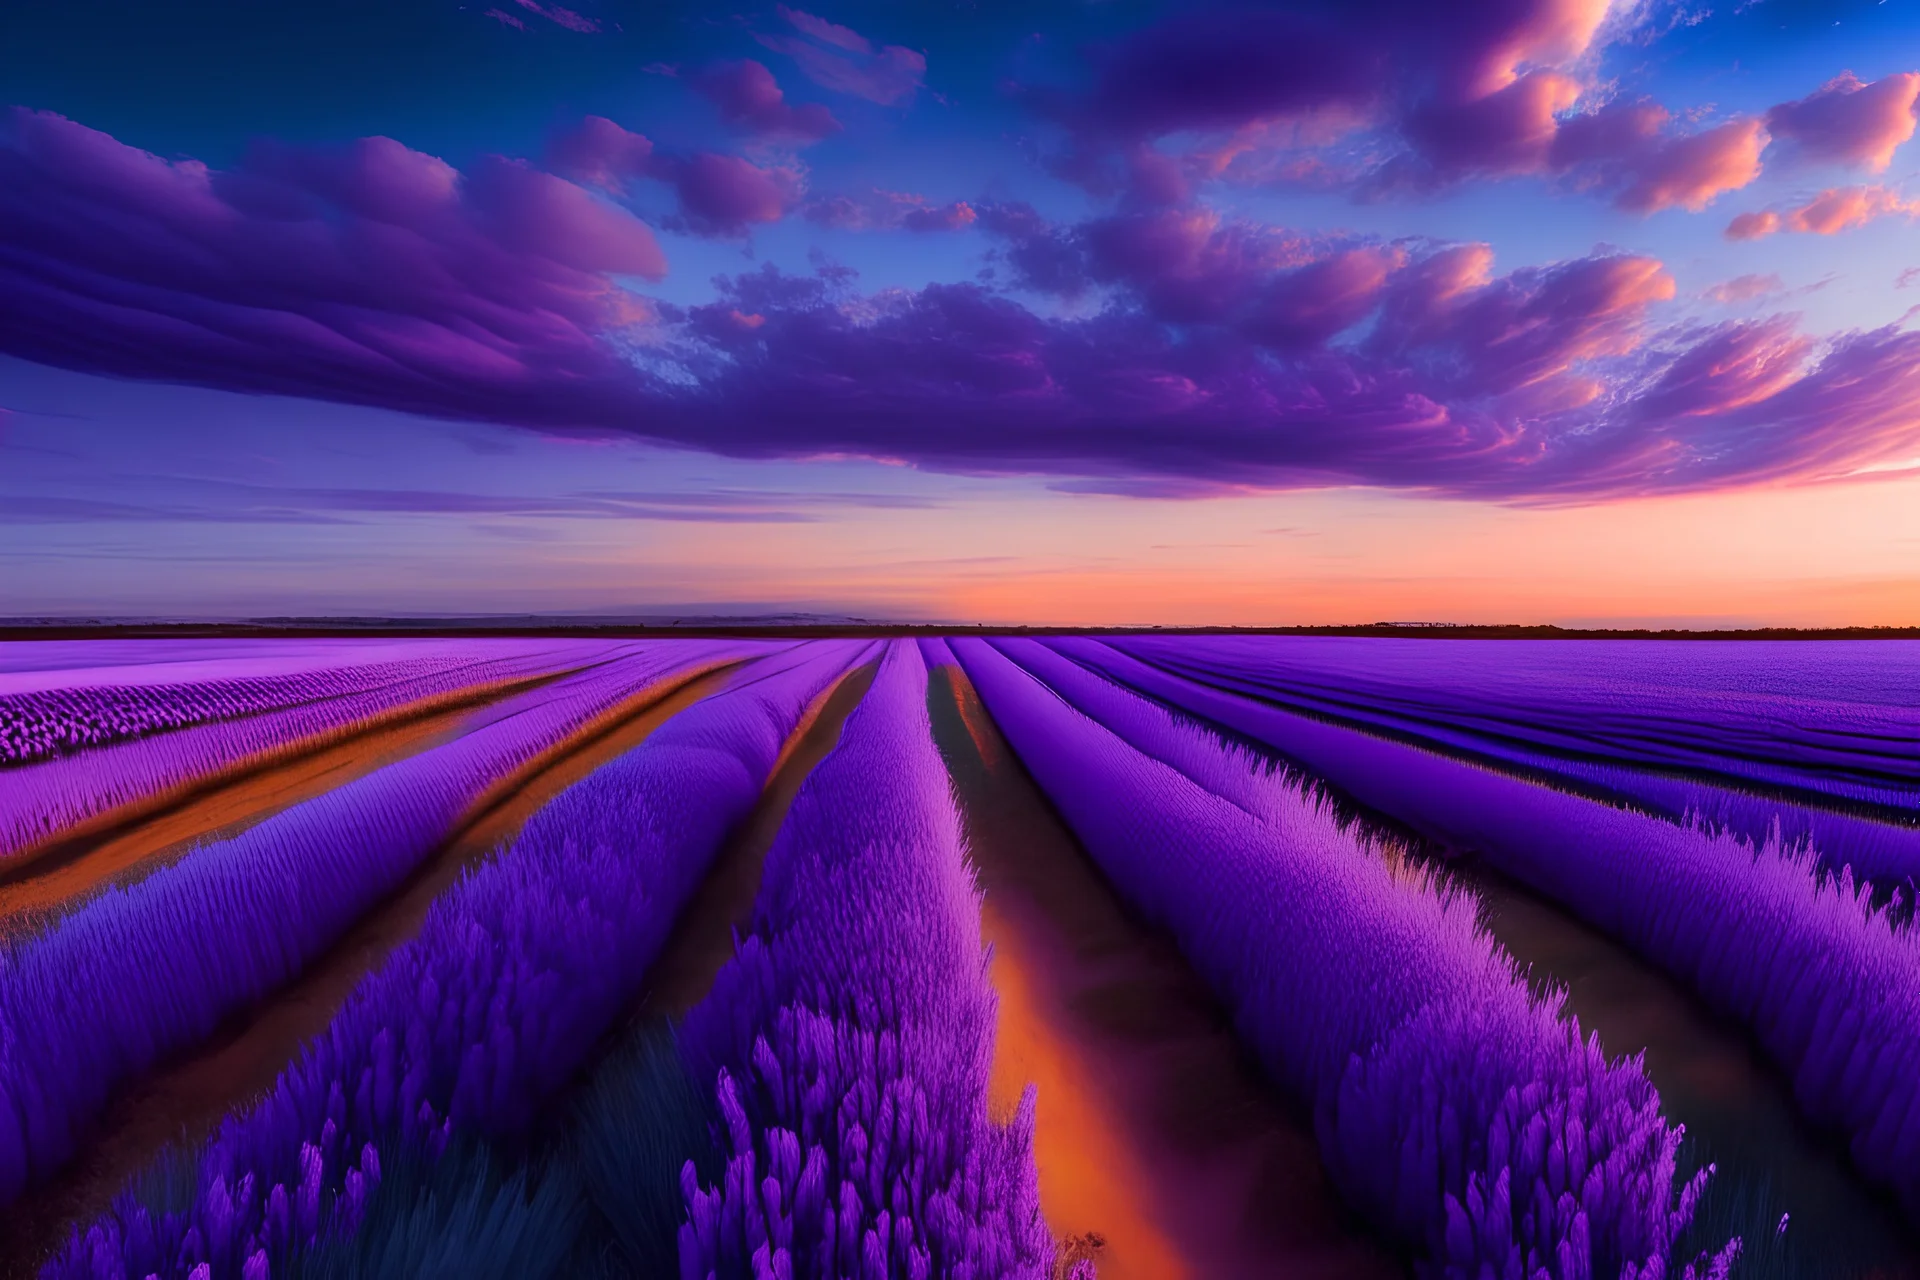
xmin=1791 ymin=185 xmax=1920 ymax=233
xmin=656 ymin=249 xmax=1902 ymax=502
xmin=901 ymin=201 xmax=975 ymax=232
xmin=1725 ymin=209 xmax=1781 ymax=240
xmin=757 ymin=8 xmax=925 ymax=106
xmin=1075 ymin=207 xmax=1314 ymax=324
xmin=777 ymin=6 xmax=871 ymax=55
xmin=11 ymin=110 xmax=1920 ymax=504
xmin=1614 ymin=117 xmax=1767 ymax=213
xmin=1404 ymin=70 xmax=1582 ymax=174
xmin=809 ymin=190 xmax=978 ymax=233
xmin=1553 ymin=104 xmax=1766 ymax=212
xmin=1705 ymin=273 xmax=1785 ymax=304
xmin=1245 ymin=247 xmax=1401 ymax=349
xmin=1767 ymin=71 xmax=1920 ymax=172
xmin=1724 ymin=185 xmax=1920 ymax=239
xmin=548 ymin=116 xmax=804 ymax=235
xmin=659 ymin=152 xmax=803 ymax=233
xmin=1629 ymin=318 xmax=1813 ymax=423
xmin=1453 ymin=0 xmax=1611 ymax=99
xmin=1037 ymin=0 xmax=1764 ymax=213
xmin=545 ymin=114 xmax=654 ymax=191
xmin=483 ymin=9 xmax=528 ymax=31
xmin=696 ymin=60 xmax=842 ymax=143
xmin=510 ymin=0 xmax=600 ymax=34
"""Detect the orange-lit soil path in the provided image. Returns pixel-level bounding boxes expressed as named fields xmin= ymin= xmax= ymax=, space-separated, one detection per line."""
xmin=929 ymin=665 xmax=1403 ymax=1280
xmin=635 ymin=657 xmax=880 ymax=1020
xmin=0 ymin=669 xmax=566 ymax=928
xmin=0 ymin=658 xmax=741 ymax=1278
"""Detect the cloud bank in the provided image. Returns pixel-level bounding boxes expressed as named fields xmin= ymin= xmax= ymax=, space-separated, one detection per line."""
xmin=9 ymin=10 xmax=1920 ymax=510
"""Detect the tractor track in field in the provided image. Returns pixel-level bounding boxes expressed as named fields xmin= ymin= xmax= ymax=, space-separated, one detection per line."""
xmin=928 ymin=663 xmax=1404 ymax=1280
xmin=0 ymin=668 xmax=573 ymax=931
xmin=0 ymin=658 xmax=745 ymax=1279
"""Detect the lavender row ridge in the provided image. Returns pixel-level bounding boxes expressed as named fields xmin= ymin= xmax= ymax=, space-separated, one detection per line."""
xmin=953 ymin=636 xmax=1735 ymax=1280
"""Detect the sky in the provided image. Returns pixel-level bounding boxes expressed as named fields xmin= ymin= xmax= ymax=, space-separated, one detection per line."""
xmin=4 ymin=0 xmax=1920 ymax=626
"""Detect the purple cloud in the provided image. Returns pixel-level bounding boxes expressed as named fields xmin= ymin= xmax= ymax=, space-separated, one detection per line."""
xmin=1725 ymin=184 xmax=1920 ymax=240
xmin=0 ymin=108 xmax=664 ymax=422
xmin=548 ymin=114 xmax=656 ymax=189
xmin=654 ymin=256 xmax=1920 ymax=501
xmin=658 ymin=152 xmax=803 ymax=233
xmin=1767 ymin=72 xmax=1920 ymax=173
xmin=777 ymin=7 xmax=870 ymax=54
xmin=1550 ymin=104 xmax=1767 ymax=213
xmin=755 ymin=7 xmax=926 ymax=106
xmin=1070 ymin=8 xmax=1381 ymax=138
xmin=0 ymin=480 xmax=935 ymax=526
xmin=1704 ymin=273 xmax=1786 ymax=304
xmin=548 ymin=116 xmax=804 ymax=235
xmin=804 ymin=189 xmax=975 ymax=232
xmin=509 ymin=0 xmax=600 ymax=34
xmin=9 ymin=110 xmax=1920 ymax=504
xmin=695 ymin=60 xmax=842 ymax=143
xmin=1033 ymin=0 xmax=1768 ymax=213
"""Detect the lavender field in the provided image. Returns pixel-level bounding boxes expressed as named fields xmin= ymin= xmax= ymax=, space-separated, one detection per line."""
xmin=0 ymin=634 xmax=1915 ymax=1280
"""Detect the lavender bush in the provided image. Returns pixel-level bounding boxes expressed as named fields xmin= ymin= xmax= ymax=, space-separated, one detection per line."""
xmin=953 ymin=637 xmax=1734 ymax=1280
xmin=0 ymin=640 xmax=643 ymax=861
xmin=1116 ymin=635 xmax=1920 ymax=817
xmin=677 ymin=640 xmax=1053 ymax=1280
xmin=40 ymin=641 xmax=869 ymax=1279
xmin=1 ymin=656 xmax=508 ymax=767
xmin=1 ymin=644 xmax=741 ymax=1212
xmin=1057 ymin=636 xmax=1920 ymax=1227
xmin=1110 ymin=636 xmax=1920 ymax=888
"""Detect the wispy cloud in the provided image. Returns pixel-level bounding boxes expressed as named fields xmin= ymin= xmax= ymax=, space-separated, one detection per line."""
xmin=1726 ymin=185 xmax=1920 ymax=239
xmin=754 ymin=7 xmax=926 ymax=106
xmin=0 ymin=479 xmax=942 ymax=526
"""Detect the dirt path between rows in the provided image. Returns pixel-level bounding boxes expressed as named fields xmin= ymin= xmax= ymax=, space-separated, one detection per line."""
xmin=633 ymin=657 xmax=880 ymax=1021
xmin=1461 ymin=860 xmax=1920 ymax=1280
xmin=928 ymin=664 xmax=1404 ymax=1280
xmin=0 ymin=659 xmax=744 ymax=1278
xmin=0 ymin=669 xmax=568 ymax=928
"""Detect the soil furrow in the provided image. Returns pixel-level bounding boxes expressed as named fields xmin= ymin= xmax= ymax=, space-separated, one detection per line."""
xmin=1459 ymin=859 xmax=1920 ymax=1280
xmin=0 ymin=683 xmax=548 ymax=934
xmin=928 ymin=663 xmax=1403 ymax=1280
xmin=0 ymin=658 xmax=743 ymax=1278
xmin=632 ymin=656 xmax=880 ymax=1021
xmin=0 ymin=668 xmax=570 ymax=903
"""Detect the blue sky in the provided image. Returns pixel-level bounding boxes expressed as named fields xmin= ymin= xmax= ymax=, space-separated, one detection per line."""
xmin=5 ymin=0 xmax=1920 ymax=624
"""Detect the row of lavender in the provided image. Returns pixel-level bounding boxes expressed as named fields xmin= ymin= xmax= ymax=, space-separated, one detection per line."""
xmin=1116 ymin=633 xmax=1920 ymax=940
xmin=1 ymin=641 xmax=757 ymax=1210
xmin=949 ymin=638 xmax=1735 ymax=1279
xmin=43 ymin=640 xmax=866 ymax=1277
xmin=45 ymin=640 xmax=1056 ymax=1279
xmin=1051 ymin=636 xmax=1920 ymax=1228
xmin=677 ymin=639 xmax=1051 ymax=1279
xmin=1117 ymin=636 xmax=1920 ymax=890
xmin=0 ymin=646 xmax=544 ymax=767
xmin=33 ymin=630 xmax=1897 ymax=1277
xmin=0 ymin=639 xmax=643 ymax=861
xmin=1117 ymin=635 xmax=1920 ymax=814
